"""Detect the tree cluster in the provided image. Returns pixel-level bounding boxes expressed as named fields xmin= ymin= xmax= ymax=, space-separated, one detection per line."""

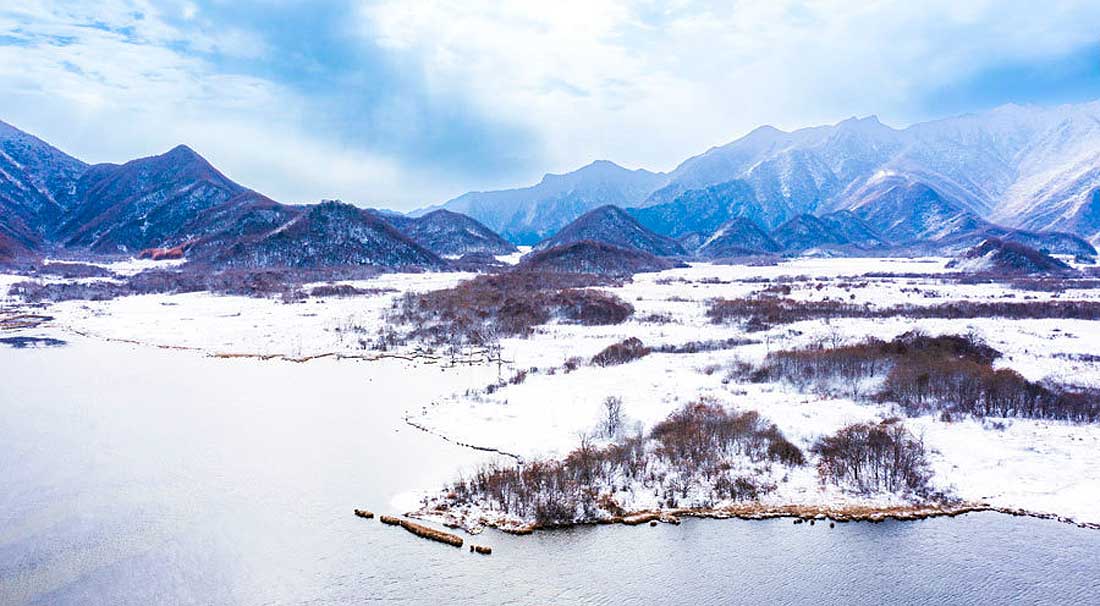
xmin=438 ymin=400 xmax=804 ymax=527
xmin=707 ymin=295 xmax=1100 ymax=331
xmin=743 ymin=331 xmax=1100 ymax=423
xmin=387 ymin=271 xmax=633 ymax=347
xmin=812 ymin=419 xmax=930 ymax=494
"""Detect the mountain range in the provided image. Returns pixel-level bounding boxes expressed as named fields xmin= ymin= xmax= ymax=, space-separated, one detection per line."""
xmin=0 ymin=121 xmax=509 ymax=269
xmin=415 ymin=160 xmax=668 ymax=244
xmin=429 ymin=102 xmax=1100 ymax=250
xmin=4 ymin=101 xmax=1100 ymax=271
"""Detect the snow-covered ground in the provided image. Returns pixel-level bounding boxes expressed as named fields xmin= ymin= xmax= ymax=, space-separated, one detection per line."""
xmin=3 ymin=256 xmax=1099 ymax=527
xmin=43 ymin=256 xmax=187 ymax=276
xmin=3 ymin=271 xmax=473 ymax=357
xmin=494 ymin=245 xmax=531 ymax=265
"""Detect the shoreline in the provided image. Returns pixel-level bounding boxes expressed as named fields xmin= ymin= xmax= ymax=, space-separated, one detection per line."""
xmin=60 ymin=326 xmax=502 ymax=366
xmin=412 ymin=502 xmax=1100 ymax=535
xmin=9 ymin=297 xmax=1099 ymax=537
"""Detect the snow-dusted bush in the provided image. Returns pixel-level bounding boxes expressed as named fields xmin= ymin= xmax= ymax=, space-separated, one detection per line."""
xmin=435 ymin=400 xmax=803 ymax=527
xmin=591 ymin=337 xmax=651 ymax=367
xmin=707 ymin=295 xmax=1100 ymax=330
xmin=743 ymin=331 xmax=1100 ymax=423
xmin=599 ymin=396 xmax=625 ymax=438
xmin=387 ymin=271 xmax=633 ymax=347
xmin=13 ymin=266 xmax=388 ymax=303
xmin=812 ymin=419 xmax=929 ymax=495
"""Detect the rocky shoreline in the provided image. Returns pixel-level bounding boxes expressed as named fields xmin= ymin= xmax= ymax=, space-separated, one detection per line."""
xmin=413 ymin=502 xmax=1100 ymax=536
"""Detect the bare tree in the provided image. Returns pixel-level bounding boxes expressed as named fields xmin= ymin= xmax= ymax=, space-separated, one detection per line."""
xmin=601 ymin=396 xmax=624 ymax=439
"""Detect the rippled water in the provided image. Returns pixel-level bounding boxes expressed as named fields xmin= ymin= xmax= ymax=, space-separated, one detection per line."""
xmin=2 ymin=337 xmax=1098 ymax=605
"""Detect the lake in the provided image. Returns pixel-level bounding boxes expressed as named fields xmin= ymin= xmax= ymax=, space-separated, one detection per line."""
xmin=2 ymin=336 xmax=1098 ymax=605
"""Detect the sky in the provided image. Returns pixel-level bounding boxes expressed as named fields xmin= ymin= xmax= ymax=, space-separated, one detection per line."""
xmin=2 ymin=1 xmax=1099 ymax=211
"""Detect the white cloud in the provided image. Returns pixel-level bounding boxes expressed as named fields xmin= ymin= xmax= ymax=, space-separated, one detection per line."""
xmin=359 ymin=0 xmax=1100 ymax=178
xmin=0 ymin=0 xmax=436 ymax=206
xmin=4 ymin=0 xmax=1100 ymax=210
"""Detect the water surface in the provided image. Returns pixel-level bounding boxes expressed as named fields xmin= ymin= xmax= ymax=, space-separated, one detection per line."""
xmin=2 ymin=337 xmax=1098 ymax=605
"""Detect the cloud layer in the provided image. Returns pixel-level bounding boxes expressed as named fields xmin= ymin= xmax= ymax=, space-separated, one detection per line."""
xmin=3 ymin=1 xmax=1099 ymax=209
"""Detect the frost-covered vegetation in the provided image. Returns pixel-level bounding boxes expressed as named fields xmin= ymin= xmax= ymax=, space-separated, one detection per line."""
xmin=382 ymin=271 xmax=633 ymax=348
xmin=812 ymin=419 xmax=930 ymax=494
xmin=740 ymin=331 xmax=1100 ymax=423
xmin=10 ymin=265 xmax=388 ymax=303
xmin=707 ymin=295 xmax=1100 ymax=331
xmin=431 ymin=401 xmax=807 ymax=527
xmin=426 ymin=401 xmax=937 ymax=529
xmin=409 ymin=258 xmax=1100 ymax=529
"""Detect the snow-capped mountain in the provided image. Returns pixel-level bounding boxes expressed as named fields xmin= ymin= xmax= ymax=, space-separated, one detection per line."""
xmin=0 ymin=119 xmax=88 ymax=247
xmin=630 ymin=179 xmax=767 ymax=237
xmin=431 ymin=101 xmax=1100 ymax=245
xmin=7 ymin=100 xmax=1100 ymax=269
xmin=421 ymin=160 xmax=669 ymax=244
xmin=519 ymin=240 xmax=681 ymax=276
xmin=948 ymin=238 xmax=1072 ymax=275
xmin=769 ymin=212 xmax=887 ymax=253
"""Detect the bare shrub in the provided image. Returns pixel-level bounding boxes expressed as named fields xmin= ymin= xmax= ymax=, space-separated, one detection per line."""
xmin=812 ymin=419 xmax=929 ymax=494
xmin=434 ymin=401 xmax=802 ymax=526
xmin=562 ymin=357 xmax=583 ymax=373
xmin=744 ymin=331 xmax=1100 ymax=423
xmin=309 ymin=283 xmax=394 ymax=297
xmin=591 ymin=337 xmax=651 ymax=367
xmin=388 ymin=272 xmax=633 ymax=347
xmin=652 ymin=337 xmax=758 ymax=354
xmin=707 ymin=296 xmax=1100 ymax=330
xmin=13 ymin=266 xmax=388 ymax=303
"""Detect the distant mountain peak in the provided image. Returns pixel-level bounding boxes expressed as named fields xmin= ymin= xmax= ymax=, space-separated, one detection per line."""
xmin=539 ymin=159 xmax=656 ymax=184
xmin=165 ymin=143 xmax=201 ymax=157
xmin=520 ymin=239 xmax=682 ymax=276
xmin=749 ymin=124 xmax=784 ymax=136
xmin=535 ymin=204 xmax=684 ymax=256
xmin=379 ymin=206 xmax=516 ymax=256
xmin=425 ymin=158 xmax=670 ymax=244
xmin=838 ymin=114 xmax=884 ymax=126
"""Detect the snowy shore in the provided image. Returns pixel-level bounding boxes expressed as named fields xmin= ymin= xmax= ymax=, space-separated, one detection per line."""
xmin=3 ymin=256 xmax=1099 ymax=531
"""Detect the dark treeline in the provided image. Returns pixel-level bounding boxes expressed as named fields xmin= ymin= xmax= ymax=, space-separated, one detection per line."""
xmin=307 ymin=283 xmax=394 ymax=297
xmin=812 ymin=419 xmax=930 ymax=494
xmin=585 ymin=335 xmax=761 ymax=368
xmin=11 ymin=266 xmax=388 ymax=303
xmin=438 ymin=401 xmax=804 ymax=526
xmin=652 ymin=336 xmax=759 ymax=354
xmin=741 ymin=331 xmax=1100 ymax=423
xmin=707 ymin=296 xmax=1100 ymax=330
xmin=386 ymin=271 xmax=633 ymax=347
xmin=24 ymin=262 xmax=116 ymax=279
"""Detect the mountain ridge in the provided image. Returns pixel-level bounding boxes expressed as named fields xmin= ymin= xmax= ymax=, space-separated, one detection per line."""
xmin=0 ymin=121 xmax=510 ymax=270
xmin=425 ymin=101 xmax=1100 ymax=246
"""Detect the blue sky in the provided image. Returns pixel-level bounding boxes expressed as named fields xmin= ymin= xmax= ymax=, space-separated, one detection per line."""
xmin=2 ymin=1 xmax=1099 ymax=210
